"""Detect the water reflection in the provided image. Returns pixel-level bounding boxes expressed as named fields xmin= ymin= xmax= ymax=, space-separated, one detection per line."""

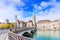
xmin=34 ymin=31 xmax=60 ymax=40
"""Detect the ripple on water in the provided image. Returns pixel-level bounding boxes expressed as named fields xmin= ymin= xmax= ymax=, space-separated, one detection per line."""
xmin=33 ymin=31 xmax=60 ymax=40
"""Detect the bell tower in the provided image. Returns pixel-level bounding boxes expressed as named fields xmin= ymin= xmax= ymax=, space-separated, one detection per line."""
xmin=32 ymin=8 xmax=37 ymax=31
xmin=15 ymin=15 xmax=17 ymax=29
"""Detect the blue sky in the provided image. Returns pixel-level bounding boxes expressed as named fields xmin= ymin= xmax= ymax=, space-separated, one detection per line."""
xmin=0 ymin=0 xmax=60 ymax=22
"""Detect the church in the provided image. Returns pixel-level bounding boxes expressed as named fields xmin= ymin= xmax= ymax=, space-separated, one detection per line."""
xmin=15 ymin=15 xmax=60 ymax=30
xmin=15 ymin=15 xmax=36 ymax=29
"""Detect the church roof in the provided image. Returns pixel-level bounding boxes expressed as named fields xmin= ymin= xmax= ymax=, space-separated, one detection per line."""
xmin=37 ymin=20 xmax=51 ymax=24
xmin=52 ymin=20 xmax=59 ymax=22
xmin=27 ymin=20 xmax=33 ymax=23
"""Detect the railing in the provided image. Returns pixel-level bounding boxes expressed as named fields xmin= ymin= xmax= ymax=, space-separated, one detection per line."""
xmin=11 ymin=27 xmax=35 ymax=33
xmin=7 ymin=27 xmax=35 ymax=40
xmin=8 ymin=31 xmax=32 ymax=40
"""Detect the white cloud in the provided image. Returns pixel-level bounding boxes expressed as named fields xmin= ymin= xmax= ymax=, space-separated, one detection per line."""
xmin=0 ymin=6 xmax=24 ymax=22
xmin=0 ymin=0 xmax=25 ymax=6
xmin=34 ymin=1 xmax=60 ymax=22
xmin=23 ymin=17 xmax=32 ymax=22
xmin=34 ymin=5 xmax=42 ymax=10
xmin=41 ymin=1 xmax=49 ymax=7
xmin=0 ymin=0 xmax=25 ymax=22
xmin=0 ymin=0 xmax=60 ymax=23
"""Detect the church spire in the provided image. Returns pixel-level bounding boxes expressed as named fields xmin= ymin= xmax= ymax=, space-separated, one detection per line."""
xmin=32 ymin=7 xmax=37 ymax=31
xmin=15 ymin=15 xmax=17 ymax=29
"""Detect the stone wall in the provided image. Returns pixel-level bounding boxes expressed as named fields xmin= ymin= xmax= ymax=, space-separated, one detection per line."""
xmin=8 ymin=31 xmax=32 ymax=40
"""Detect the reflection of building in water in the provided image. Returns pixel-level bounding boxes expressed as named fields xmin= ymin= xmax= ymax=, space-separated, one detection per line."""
xmin=50 ymin=31 xmax=60 ymax=37
xmin=37 ymin=31 xmax=60 ymax=37
xmin=37 ymin=20 xmax=60 ymax=30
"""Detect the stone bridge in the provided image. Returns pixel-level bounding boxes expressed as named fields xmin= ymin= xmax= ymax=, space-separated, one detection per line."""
xmin=6 ymin=27 xmax=35 ymax=40
xmin=17 ymin=28 xmax=34 ymax=36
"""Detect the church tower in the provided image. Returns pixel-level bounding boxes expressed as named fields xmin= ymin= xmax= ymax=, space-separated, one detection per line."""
xmin=32 ymin=9 xmax=37 ymax=31
xmin=15 ymin=15 xmax=17 ymax=29
xmin=32 ymin=15 xmax=36 ymax=27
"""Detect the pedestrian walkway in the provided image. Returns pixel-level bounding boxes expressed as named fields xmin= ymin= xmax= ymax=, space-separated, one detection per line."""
xmin=0 ymin=29 xmax=8 ymax=40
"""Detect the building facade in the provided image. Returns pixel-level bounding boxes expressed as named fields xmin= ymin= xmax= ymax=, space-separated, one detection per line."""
xmin=37 ymin=20 xmax=52 ymax=30
xmin=16 ymin=20 xmax=33 ymax=28
xmin=37 ymin=20 xmax=60 ymax=30
xmin=15 ymin=19 xmax=60 ymax=30
xmin=27 ymin=20 xmax=33 ymax=28
xmin=14 ymin=15 xmax=60 ymax=30
xmin=15 ymin=15 xmax=36 ymax=28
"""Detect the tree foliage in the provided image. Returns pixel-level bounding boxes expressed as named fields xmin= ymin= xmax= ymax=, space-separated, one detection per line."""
xmin=0 ymin=23 xmax=14 ymax=29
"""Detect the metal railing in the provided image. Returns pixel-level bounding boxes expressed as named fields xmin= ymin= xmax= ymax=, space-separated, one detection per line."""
xmin=11 ymin=27 xmax=35 ymax=33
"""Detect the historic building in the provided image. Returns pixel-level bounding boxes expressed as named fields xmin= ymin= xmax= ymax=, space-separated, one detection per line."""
xmin=37 ymin=20 xmax=52 ymax=30
xmin=37 ymin=20 xmax=60 ymax=30
xmin=16 ymin=20 xmax=27 ymax=28
xmin=52 ymin=20 xmax=59 ymax=29
xmin=15 ymin=19 xmax=60 ymax=30
xmin=27 ymin=20 xmax=33 ymax=28
xmin=15 ymin=15 xmax=36 ymax=28
xmin=14 ymin=15 xmax=60 ymax=30
xmin=16 ymin=20 xmax=33 ymax=28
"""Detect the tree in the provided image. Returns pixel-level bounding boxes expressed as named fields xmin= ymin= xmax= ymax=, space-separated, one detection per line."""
xmin=10 ymin=23 xmax=14 ymax=29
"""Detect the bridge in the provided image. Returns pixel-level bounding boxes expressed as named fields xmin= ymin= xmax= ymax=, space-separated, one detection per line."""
xmin=6 ymin=27 xmax=35 ymax=40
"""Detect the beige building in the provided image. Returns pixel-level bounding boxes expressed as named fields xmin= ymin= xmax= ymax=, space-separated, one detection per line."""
xmin=15 ymin=15 xmax=35 ymax=28
xmin=27 ymin=20 xmax=33 ymax=28
xmin=37 ymin=20 xmax=60 ymax=30
xmin=52 ymin=20 xmax=59 ymax=29
xmin=37 ymin=20 xmax=52 ymax=30
xmin=14 ymin=15 xmax=60 ymax=30
xmin=16 ymin=20 xmax=27 ymax=28
xmin=14 ymin=18 xmax=60 ymax=31
xmin=16 ymin=19 xmax=60 ymax=30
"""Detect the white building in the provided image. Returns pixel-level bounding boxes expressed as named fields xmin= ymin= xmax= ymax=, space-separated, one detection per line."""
xmin=27 ymin=20 xmax=33 ymax=28
xmin=52 ymin=20 xmax=59 ymax=29
xmin=37 ymin=20 xmax=60 ymax=30
xmin=37 ymin=20 xmax=52 ymax=30
xmin=15 ymin=15 xmax=60 ymax=30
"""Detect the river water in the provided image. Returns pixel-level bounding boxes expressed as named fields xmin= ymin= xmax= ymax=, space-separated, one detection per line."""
xmin=33 ymin=31 xmax=60 ymax=40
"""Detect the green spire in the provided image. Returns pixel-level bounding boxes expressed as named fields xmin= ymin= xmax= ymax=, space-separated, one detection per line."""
xmin=33 ymin=7 xmax=37 ymax=31
xmin=15 ymin=15 xmax=17 ymax=29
